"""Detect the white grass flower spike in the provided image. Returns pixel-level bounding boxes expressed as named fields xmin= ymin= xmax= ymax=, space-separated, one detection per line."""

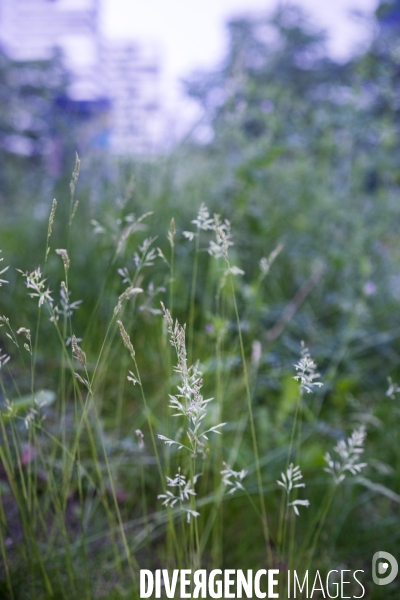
xmin=158 ymin=302 xmax=226 ymax=457
xmin=277 ymin=463 xmax=310 ymax=516
xmin=293 ymin=341 xmax=323 ymax=395
xmin=158 ymin=470 xmax=201 ymax=523
xmin=324 ymin=426 xmax=367 ymax=484
xmin=221 ymin=463 xmax=248 ymax=495
xmin=0 ymin=250 xmax=9 ymax=286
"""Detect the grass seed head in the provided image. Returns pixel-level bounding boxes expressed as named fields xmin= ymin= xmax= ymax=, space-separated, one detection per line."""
xmin=72 ymin=334 xmax=86 ymax=368
xmin=55 ymin=249 xmax=70 ymax=271
xmin=117 ymin=320 xmax=135 ymax=359
xmin=47 ymin=199 xmax=57 ymax=240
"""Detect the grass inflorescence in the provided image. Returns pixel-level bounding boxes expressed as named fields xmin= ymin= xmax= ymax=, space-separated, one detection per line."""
xmin=0 ymin=169 xmax=398 ymax=600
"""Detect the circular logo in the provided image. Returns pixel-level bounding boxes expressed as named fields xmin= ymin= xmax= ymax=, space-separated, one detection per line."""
xmin=372 ymin=552 xmax=398 ymax=586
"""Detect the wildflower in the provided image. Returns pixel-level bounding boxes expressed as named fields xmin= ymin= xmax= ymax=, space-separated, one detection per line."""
xmin=277 ymin=463 xmax=310 ymax=516
xmin=324 ymin=426 xmax=367 ymax=485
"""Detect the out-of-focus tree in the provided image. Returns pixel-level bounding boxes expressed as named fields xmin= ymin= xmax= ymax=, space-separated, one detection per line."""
xmin=185 ymin=6 xmax=350 ymax=149
xmin=176 ymin=3 xmax=400 ymax=386
xmin=353 ymin=0 xmax=400 ymax=190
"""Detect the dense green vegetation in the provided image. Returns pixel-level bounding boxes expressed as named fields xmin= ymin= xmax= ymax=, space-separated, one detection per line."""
xmin=0 ymin=3 xmax=400 ymax=599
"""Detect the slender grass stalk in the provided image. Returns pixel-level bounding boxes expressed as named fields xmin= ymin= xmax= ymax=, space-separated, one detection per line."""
xmin=188 ymin=226 xmax=200 ymax=365
xmin=227 ymin=270 xmax=273 ymax=565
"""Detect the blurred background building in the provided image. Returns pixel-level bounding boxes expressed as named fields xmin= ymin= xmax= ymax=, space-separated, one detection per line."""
xmin=0 ymin=0 xmax=161 ymax=155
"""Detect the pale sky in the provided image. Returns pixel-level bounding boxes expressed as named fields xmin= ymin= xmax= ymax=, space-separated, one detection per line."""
xmin=100 ymin=0 xmax=379 ymax=136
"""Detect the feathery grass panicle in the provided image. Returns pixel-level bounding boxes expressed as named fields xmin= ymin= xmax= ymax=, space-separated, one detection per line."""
xmin=71 ymin=334 xmax=86 ymax=369
xmin=192 ymin=203 xmax=214 ymax=231
xmin=70 ymin=199 xmax=79 ymax=224
xmin=0 ymin=348 xmax=10 ymax=369
xmin=69 ymin=152 xmax=81 ymax=199
xmin=16 ymin=327 xmax=31 ymax=341
xmin=17 ymin=327 xmax=32 ymax=354
xmin=0 ymin=250 xmax=9 ymax=286
xmin=18 ymin=267 xmax=53 ymax=307
xmin=118 ymin=175 xmax=135 ymax=210
xmin=0 ymin=315 xmax=19 ymax=348
xmin=68 ymin=153 xmax=81 ymax=226
xmin=114 ymin=286 xmax=143 ymax=315
xmin=55 ymin=248 xmax=70 ymax=272
xmin=51 ymin=284 xmax=82 ymax=324
xmin=386 ymin=376 xmax=400 ymax=399
xmin=117 ymin=320 xmax=135 ymax=360
xmin=209 ymin=221 xmax=233 ymax=261
xmin=116 ymin=213 xmax=154 ymax=256
xmin=277 ymin=463 xmax=310 ymax=516
xmin=259 ymin=242 xmax=284 ymax=280
xmin=135 ymin=429 xmax=145 ymax=450
xmin=159 ymin=302 xmax=225 ymax=457
xmin=293 ymin=341 xmax=323 ymax=395
xmin=183 ymin=203 xmax=214 ymax=241
xmin=46 ymin=198 xmax=58 ymax=260
xmin=158 ymin=471 xmax=201 ymax=523
xmin=72 ymin=333 xmax=91 ymax=394
xmin=324 ymin=426 xmax=367 ymax=484
xmin=91 ymin=208 xmax=153 ymax=258
xmin=47 ymin=199 xmax=57 ymax=241
xmin=221 ymin=463 xmax=248 ymax=495
xmin=168 ymin=217 xmax=176 ymax=248
xmin=0 ymin=197 xmax=394 ymax=594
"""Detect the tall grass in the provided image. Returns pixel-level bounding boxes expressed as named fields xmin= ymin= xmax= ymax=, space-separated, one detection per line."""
xmin=0 ymin=167 xmax=399 ymax=599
